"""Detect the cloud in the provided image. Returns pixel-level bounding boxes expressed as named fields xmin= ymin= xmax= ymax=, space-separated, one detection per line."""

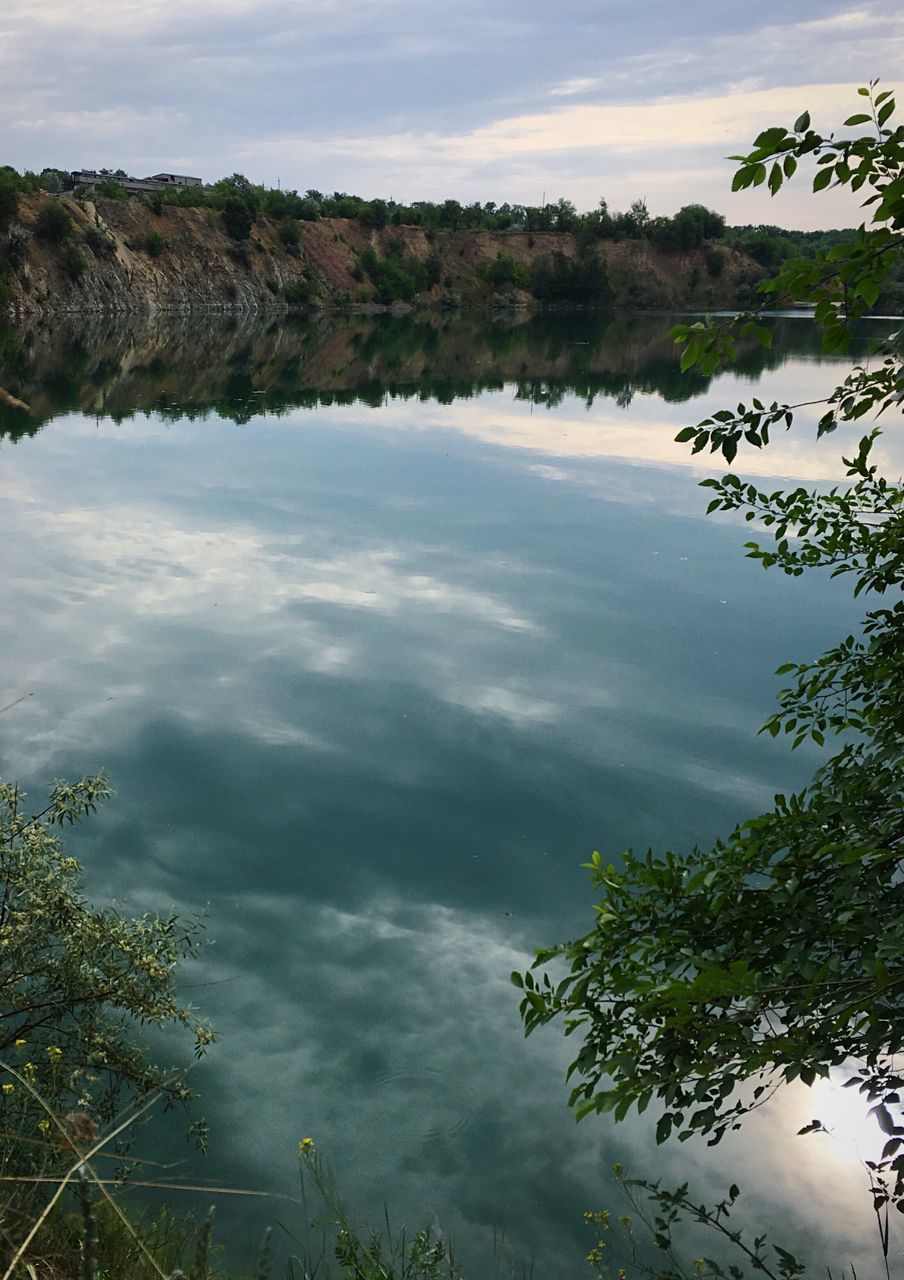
xmin=548 ymin=76 xmax=601 ymax=98
xmin=1 ymin=1 xmax=900 ymax=221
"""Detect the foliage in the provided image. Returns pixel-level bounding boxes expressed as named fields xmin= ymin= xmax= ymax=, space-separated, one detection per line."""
xmin=144 ymin=230 xmax=167 ymax=257
xmin=277 ymin=217 xmax=300 ymax=248
xmin=530 ymin=250 xmax=613 ymax=305
xmin=34 ymin=200 xmax=72 ymax=244
xmin=358 ymin=244 xmax=432 ymax=303
xmin=516 ymin=80 xmax=904 ymax=1237
xmin=84 ymin=225 xmax=116 ymax=258
xmin=298 ymin=1139 xmax=461 ymax=1279
xmin=0 ymin=777 xmax=212 ymax=1224
xmin=221 ymin=198 xmax=253 ymax=242
xmin=583 ymin=1166 xmax=815 ymax=1280
xmin=0 ymin=170 xmax=19 ymax=230
xmin=62 ymin=241 xmax=87 ymax=280
xmin=283 ymin=269 xmax=319 ymax=306
xmin=93 ymin=179 xmax=128 ymax=202
xmin=484 ymin=252 xmax=531 ymax=290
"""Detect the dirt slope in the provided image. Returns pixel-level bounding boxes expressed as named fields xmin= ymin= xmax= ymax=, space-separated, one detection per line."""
xmin=4 ymin=195 xmax=759 ymax=319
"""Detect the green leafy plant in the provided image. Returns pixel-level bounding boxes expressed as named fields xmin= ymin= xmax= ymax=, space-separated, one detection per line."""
xmin=34 ymin=201 xmax=72 ymax=244
xmin=297 ymin=1139 xmax=461 ymax=1279
xmin=0 ymin=777 xmax=213 ymax=1232
xmin=516 ymin=81 xmax=904 ymax=1259
xmin=144 ymin=230 xmax=167 ymax=257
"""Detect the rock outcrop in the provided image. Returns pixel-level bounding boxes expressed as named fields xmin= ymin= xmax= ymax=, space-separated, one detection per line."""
xmin=3 ymin=195 xmax=759 ymax=319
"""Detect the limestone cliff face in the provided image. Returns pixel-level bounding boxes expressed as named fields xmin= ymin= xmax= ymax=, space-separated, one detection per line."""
xmin=4 ymin=195 xmax=758 ymax=319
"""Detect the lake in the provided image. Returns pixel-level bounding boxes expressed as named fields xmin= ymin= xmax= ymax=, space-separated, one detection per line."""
xmin=0 ymin=310 xmax=895 ymax=1276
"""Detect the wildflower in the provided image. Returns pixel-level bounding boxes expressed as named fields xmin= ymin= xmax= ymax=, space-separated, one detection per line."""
xmin=2 ymin=1084 xmax=14 ymax=1094
xmin=14 ymin=1038 xmax=26 ymax=1049
xmin=299 ymin=1137 xmax=315 ymax=1154
xmin=47 ymin=1045 xmax=62 ymax=1062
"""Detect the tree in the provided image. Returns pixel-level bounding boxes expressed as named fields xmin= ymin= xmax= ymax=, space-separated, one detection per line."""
xmin=516 ymin=81 xmax=904 ymax=1225
xmin=221 ymin=196 xmax=253 ymax=242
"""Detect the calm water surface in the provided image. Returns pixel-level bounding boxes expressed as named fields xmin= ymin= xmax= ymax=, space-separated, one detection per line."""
xmin=0 ymin=313 xmax=896 ymax=1275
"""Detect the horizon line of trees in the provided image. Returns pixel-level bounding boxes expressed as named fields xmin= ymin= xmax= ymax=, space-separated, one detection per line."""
xmin=1 ymin=162 xmax=856 ymax=254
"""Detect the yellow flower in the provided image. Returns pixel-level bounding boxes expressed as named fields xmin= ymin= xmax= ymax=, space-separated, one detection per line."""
xmin=47 ymin=1045 xmax=62 ymax=1061
xmin=299 ymin=1137 xmax=315 ymax=1154
xmin=2 ymin=1084 xmax=14 ymax=1094
xmin=14 ymin=1039 xmax=26 ymax=1049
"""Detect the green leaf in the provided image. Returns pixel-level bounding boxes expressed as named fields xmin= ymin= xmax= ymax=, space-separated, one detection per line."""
xmin=843 ymin=113 xmax=871 ymax=126
xmin=793 ymin=111 xmax=810 ymax=133
xmin=813 ymin=168 xmax=833 ymax=192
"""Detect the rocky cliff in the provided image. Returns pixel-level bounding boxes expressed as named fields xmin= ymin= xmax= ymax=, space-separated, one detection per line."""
xmin=3 ymin=195 xmax=759 ymax=319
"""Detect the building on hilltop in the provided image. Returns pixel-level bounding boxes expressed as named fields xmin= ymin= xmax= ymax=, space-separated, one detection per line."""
xmin=148 ymin=173 xmax=204 ymax=189
xmin=71 ymin=170 xmax=204 ymax=195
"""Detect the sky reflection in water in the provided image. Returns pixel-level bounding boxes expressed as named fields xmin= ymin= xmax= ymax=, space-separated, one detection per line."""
xmin=0 ymin=315 xmax=896 ymax=1276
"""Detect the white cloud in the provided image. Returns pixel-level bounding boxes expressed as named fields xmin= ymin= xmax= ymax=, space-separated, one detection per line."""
xmin=548 ymin=76 xmax=601 ymax=98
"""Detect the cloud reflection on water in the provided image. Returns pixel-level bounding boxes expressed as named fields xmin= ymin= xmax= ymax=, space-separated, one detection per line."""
xmin=0 ymin=340 xmax=886 ymax=1274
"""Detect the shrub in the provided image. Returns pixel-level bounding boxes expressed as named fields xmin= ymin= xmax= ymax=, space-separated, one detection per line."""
xmin=35 ymin=200 xmax=72 ymax=243
xmin=84 ymin=225 xmax=116 ymax=257
xmin=5 ymin=222 xmax=30 ymax=267
xmin=93 ymin=179 xmax=128 ymax=201
xmin=144 ymin=229 xmax=167 ymax=257
xmin=358 ymin=245 xmax=431 ymax=303
xmin=531 ymin=250 xmax=613 ymax=305
xmin=705 ymin=246 xmax=724 ymax=277
xmin=222 ymin=197 xmax=253 ymax=241
xmin=485 ymin=252 xmax=530 ymax=290
xmin=0 ymin=171 xmax=19 ymax=229
xmin=284 ymin=273 xmax=319 ymax=305
xmin=0 ymin=777 xmax=212 ymax=1227
xmin=278 ymin=217 xmax=300 ymax=248
xmin=62 ymin=241 xmax=86 ymax=279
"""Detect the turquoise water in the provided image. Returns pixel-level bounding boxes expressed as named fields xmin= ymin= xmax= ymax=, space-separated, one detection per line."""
xmin=0 ymin=313 xmax=894 ymax=1275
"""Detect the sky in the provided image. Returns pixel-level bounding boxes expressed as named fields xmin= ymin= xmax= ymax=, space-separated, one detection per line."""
xmin=2 ymin=2 xmax=903 ymax=227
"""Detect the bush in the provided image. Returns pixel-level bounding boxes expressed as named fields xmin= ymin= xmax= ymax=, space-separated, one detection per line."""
xmin=485 ymin=252 xmax=531 ymax=290
xmin=704 ymin=246 xmax=724 ymax=277
xmin=84 ymin=225 xmax=116 ymax=257
xmin=0 ymin=777 xmax=212 ymax=1228
xmin=144 ymin=229 xmax=167 ymax=257
xmin=358 ymin=245 xmax=431 ymax=303
xmin=222 ymin=197 xmax=253 ymax=241
xmin=62 ymin=241 xmax=86 ymax=279
xmin=5 ymin=222 xmax=30 ymax=267
xmin=278 ymin=217 xmax=300 ymax=248
xmin=35 ymin=200 xmax=72 ymax=243
xmin=93 ymin=179 xmax=128 ymax=201
xmin=284 ymin=272 xmax=319 ymax=306
xmin=0 ymin=171 xmax=19 ymax=230
xmin=531 ymin=250 xmax=613 ymax=305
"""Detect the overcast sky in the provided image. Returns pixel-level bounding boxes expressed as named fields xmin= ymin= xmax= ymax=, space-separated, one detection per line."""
xmin=2 ymin=1 xmax=902 ymax=226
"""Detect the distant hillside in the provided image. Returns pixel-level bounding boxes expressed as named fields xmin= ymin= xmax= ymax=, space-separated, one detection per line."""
xmin=1 ymin=194 xmax=762 ymax=320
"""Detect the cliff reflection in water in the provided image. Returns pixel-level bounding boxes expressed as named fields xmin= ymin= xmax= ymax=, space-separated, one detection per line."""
xmin=0 ymin=310 xmax=837 ymax=441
